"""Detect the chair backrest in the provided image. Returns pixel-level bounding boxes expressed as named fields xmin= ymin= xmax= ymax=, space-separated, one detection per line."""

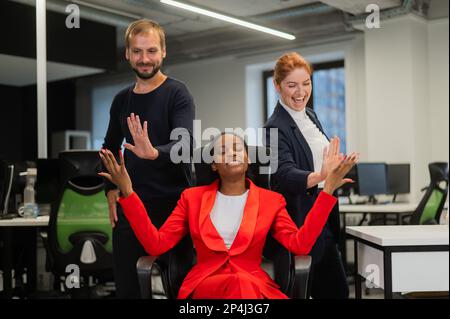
xmin=411 ymin=162 xmax=449 ymax=225
xmin=47 ymin=151 xmax=112 ymax=274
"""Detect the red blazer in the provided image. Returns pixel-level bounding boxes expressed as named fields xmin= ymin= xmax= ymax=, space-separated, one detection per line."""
xmin=118 ymin=179 xmax=337 ymax=299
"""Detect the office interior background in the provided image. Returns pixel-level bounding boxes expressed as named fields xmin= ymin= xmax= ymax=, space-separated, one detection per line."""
xmin=0 ymin=0 xmax=448 ymax=300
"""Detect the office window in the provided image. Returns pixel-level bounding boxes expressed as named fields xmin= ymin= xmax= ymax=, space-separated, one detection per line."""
xmin=92 ymin=83 xmax=132 ymax=149
xmin=263 ymin=60 xmax=346 ymax=153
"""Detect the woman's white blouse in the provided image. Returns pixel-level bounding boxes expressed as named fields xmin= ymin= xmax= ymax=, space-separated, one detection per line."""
xmin=280 ymin=100 xmax=330 ymax=188
xmin=210 ymin=190 xmax=249 ymax=249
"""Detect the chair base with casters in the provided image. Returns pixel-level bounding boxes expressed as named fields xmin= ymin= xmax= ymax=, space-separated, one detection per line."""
xmin=136 ymin=254 xmax=312 ymax=299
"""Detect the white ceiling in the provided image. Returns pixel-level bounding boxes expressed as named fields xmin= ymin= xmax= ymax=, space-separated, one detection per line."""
xmin=2 ymin=0 xmax=448 ymax=85
xmin=320 ymin=0 xmax=401 ymax=15
xmin=185 ymin=0 xmax=318 ymax=16
xmin=0 ymin=54 xmax=104 ymax=86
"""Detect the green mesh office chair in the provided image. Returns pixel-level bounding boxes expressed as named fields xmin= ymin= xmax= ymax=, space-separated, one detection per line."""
xmin=41 ymin=151 xmax=113 ymax=296
xmin=409 ymin=162 xmax=448 ymax=225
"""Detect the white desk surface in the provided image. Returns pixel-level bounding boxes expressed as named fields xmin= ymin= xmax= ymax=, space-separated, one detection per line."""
xmin=346 ymin=225 xmax=449 ymax=246
xmin=0 ymin=215 xmax=49 ymax=227
xmin=340 ymin=203 xmax=417 ymax=214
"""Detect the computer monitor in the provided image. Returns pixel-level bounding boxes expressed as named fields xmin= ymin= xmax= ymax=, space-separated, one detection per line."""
xmin=0 ymin=160 xmax=14 ymax=215
xmin=36 ymin=158 xmax=60 ymax=205
xmin=356 ymin=162 xmax=388 ymax=203
xmin=0 ymin=160 xmax=35 ymax=216
xmin=386 ymin=163 xmax=410 ymax=201
xmin=337 ymin=166 xmax=358 ymax=198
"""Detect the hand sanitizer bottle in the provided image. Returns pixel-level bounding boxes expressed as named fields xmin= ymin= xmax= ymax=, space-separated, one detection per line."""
xmin=22 ymin=168 xmax=39 ymax=218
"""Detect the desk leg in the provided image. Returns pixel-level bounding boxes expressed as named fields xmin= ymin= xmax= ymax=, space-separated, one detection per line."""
xmin=354 ymin=240 xmax=362 ymax=299
xmin=341 ymin=212 xmax=348 ymax=274
xmin=383 ymin=251 xmax=393 ymax=299
xmin=25 ymin=228 xmax=38 ymax=295
xmin=0 ymin=228 xmax=13 ymax=299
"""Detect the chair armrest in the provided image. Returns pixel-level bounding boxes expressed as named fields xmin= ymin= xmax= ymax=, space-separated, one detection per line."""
xmin=136 ymin=256 xmax=158 ymax=299
xmin=292 ymin=255 xmax=312 ymax=299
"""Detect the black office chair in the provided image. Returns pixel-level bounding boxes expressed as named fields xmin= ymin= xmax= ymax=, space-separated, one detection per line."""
xmin=407 ymin=162 xmax=448 ymax=225
xmin=136 ymin=145 xmax=312 ymax=299
xmin=40 ymin=151 xmax=114 ymax=298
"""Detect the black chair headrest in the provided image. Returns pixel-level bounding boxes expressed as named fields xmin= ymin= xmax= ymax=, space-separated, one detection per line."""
xmin=58 ymin=151 xmax=103 ymax=186
xmin=429 ymin=162 xmax=449 ymax=183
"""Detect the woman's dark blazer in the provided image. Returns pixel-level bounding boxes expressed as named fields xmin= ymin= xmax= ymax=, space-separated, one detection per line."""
xmin=264 ymin=102 xmax=341 ymax=260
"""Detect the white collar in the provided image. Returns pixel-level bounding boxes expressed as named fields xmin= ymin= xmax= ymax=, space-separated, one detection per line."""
xmin=279 ymin=99 xmax=308 ymax=121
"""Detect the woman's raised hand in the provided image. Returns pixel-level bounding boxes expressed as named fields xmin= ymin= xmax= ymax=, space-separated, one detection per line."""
xmin=323 ymin=152 xmax=359 ymax=195
xmin=98 ymin=149 xmax=134 ymax=197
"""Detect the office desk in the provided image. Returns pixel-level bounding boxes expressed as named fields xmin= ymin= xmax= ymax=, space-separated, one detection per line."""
xmin=0 ymin=216 xmax=49 ymax=227
xmin=346 ymin=225 xmax=449 ymax=299
xmin=340 ymin=202 xmax=417 ymax=225
xmin=339 ymin=203 xmax=417 ymax=270
xmin=0 ymin=216 xmax=49 ymax=298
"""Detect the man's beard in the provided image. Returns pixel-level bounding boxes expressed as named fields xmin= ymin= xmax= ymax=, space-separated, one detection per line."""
xmin=131 ymin=62 xmax=161 ymax=80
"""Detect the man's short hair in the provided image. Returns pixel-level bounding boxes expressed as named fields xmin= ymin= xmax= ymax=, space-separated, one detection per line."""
xmin=125 ymin=19 xmax=166 ymax=50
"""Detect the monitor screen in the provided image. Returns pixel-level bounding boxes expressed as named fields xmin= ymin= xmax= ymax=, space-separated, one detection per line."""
xmin=387 ymin=163 xmax=410 ymax=195
xmin=356 ymin=163 xmax=388 ymax=196
xmin=0 ymin=160 xmax=35 ymax=214
xmin=337 ymin=165 xmax=358 ymax=196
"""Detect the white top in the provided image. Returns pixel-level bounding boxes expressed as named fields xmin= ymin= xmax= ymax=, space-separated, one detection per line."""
xmin=346 ymin=225 xmax=449 ymax=246
xmin=280 ymin=100 xmax=329 ymax=188
xmin=210 ymin=190 xmax=249 ymax=249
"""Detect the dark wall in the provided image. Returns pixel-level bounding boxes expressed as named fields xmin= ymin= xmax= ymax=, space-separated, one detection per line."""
xmin=0 ymin=80 xmax=76 ymax=161
xmin=0 ymin=85 xmax=24 ymax=160
xmin=0 ymin=0 xmax=117 ymax=70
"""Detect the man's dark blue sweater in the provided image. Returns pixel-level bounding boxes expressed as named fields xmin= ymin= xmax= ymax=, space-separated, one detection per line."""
xmin=102 ymin=77 xmax=195 ymax=202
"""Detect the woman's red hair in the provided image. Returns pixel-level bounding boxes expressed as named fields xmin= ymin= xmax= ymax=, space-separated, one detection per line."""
xmin=273 ymin=52 xmax=312 ymax=85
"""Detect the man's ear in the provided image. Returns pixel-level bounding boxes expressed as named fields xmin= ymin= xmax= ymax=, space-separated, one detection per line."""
xmin=125 ymin=48 xmax=129 ymax=61
xmin=162 ymin=47 xmax=167 ymax=59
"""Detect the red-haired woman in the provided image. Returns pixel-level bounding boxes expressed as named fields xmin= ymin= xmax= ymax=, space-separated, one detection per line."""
xmin=264 ymin=52 xmax=352 ymax=299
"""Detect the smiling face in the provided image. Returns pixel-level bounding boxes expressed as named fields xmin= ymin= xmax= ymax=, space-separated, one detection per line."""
xmin=125 ymin=30 xmax=166 ymax=80
xmin=275 ymin=67 xmax=312 ymax=112
xmin=211 ymin=134 xmax=249 ymax=180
